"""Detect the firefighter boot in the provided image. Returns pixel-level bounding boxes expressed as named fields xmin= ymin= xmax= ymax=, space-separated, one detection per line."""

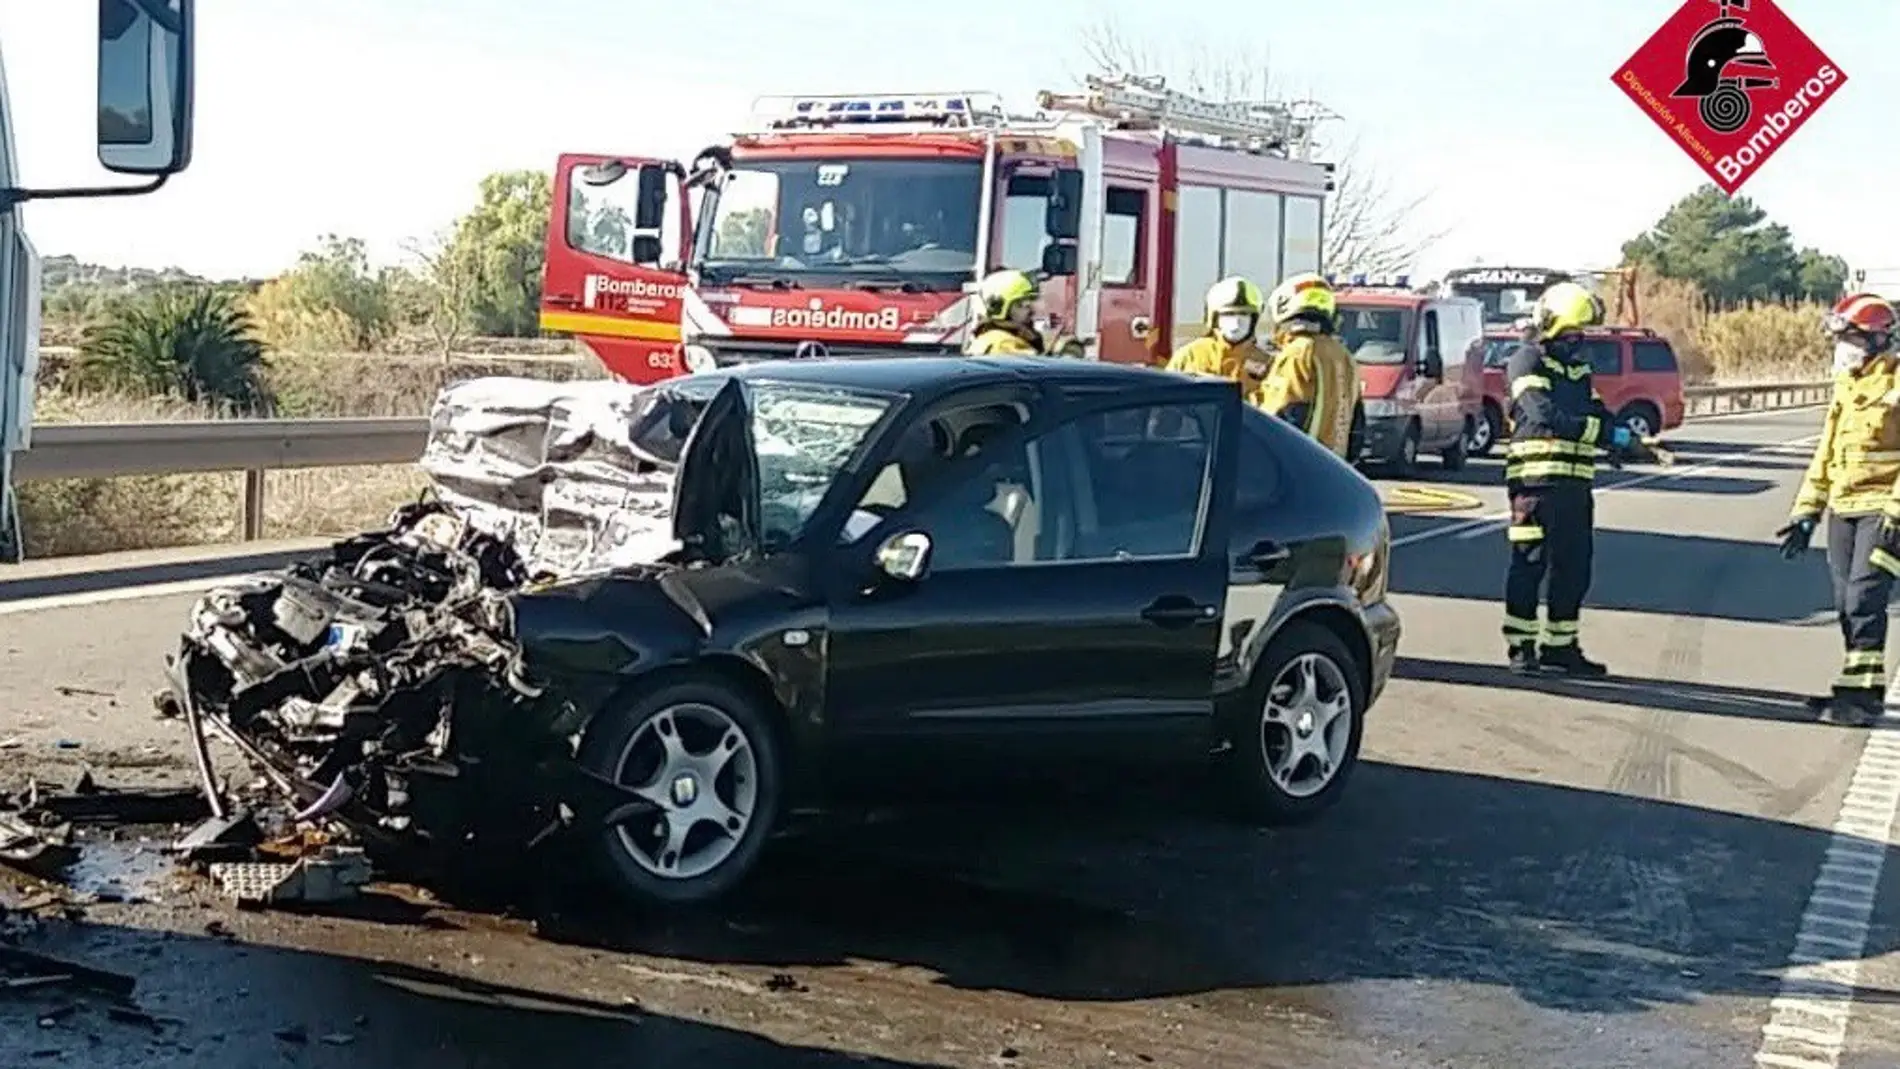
xmin=1539 ymin=644 xmax=1609 ymax=678
xmin=1820 ymin=686 xmax=1883 ymax=728
xmin=1508 ymin=642 xmax=1542 ymax=676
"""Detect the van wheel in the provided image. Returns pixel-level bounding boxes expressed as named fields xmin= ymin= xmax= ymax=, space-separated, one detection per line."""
xmin=1389 ymin=422 xmax=1420 ymax=477
xmin=1440 ymin=423 xmax=1469 ymax=471
xmin=1469 ymin=401 xmax=1501 ymax=458
xmin=1616 ymin=401 xmax=1660 ymax=440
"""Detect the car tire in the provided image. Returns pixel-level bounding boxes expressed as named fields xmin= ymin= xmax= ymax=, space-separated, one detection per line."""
xmin=577 ymin=676 xmax=784 ymax=909
xmin=1388 ymin=421 xmax=1420 ymax=477
xmin=1440 ymin=424 xmax=1468 ymax=471
xmin=1219 ymin=620 xmax=1367 ymax=826
xmin=1469 ymin=401 xmax=1502 ymax=458
xmin=1617 ymin=401 xmax=1661 ymax=440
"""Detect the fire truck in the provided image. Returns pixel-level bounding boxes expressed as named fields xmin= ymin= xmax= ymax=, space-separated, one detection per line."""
xmin=1441 ymin=264 xmax=1640 ymax=328
xmin=538 ymin=75 xmax=1336 ymax=383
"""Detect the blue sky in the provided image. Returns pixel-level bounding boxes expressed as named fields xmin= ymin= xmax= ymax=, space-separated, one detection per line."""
xmin=2 ymin=0 xmax=1894 ymax=292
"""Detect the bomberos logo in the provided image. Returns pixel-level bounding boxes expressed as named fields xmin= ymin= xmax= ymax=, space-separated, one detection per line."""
xmin=771 ymin=298 xmax=901 ymax=332
xmin=583 ymin=273 xmax=685 ymax=307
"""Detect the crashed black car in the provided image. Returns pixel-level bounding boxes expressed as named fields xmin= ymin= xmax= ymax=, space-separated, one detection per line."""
xmin=164 ymin=357 xmax=1401 ymax=908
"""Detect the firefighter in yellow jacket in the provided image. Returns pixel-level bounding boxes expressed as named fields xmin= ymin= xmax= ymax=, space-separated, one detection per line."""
xmin=1165 ymin=277 xmax=1274 ymax=405
xmin=964 ymin=269 xmax=1047 ymax=356
xmin=1778 ymin=292 xmax=1900 ymax=727
xmin=1258 ymin=273 xmax=1359 ymax=458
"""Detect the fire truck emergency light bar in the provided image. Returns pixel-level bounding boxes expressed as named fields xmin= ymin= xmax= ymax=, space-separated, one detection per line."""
xmin=1333 ymin=273 xmax=1413 ymax=289
xmin=749 ymin=92 xmax=1009 ymax=131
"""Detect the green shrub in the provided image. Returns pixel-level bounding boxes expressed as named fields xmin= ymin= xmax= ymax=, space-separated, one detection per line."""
xmin=74 ymin=286 xmax=271 ymax=410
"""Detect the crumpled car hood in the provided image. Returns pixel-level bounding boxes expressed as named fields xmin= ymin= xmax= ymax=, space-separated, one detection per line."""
xmin=418 ymin=377 xmax=683 ymax=578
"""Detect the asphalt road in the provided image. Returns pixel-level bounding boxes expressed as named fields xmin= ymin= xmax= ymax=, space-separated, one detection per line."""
xmin=3 ymin=405 xmax=1899 ymax=1069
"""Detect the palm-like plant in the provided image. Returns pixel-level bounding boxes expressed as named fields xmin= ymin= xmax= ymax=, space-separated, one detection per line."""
xmin=79 ymin=286 xmax=271 ymax=411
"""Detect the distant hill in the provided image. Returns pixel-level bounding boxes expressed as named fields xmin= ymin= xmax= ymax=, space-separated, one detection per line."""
xmin=40 ymin=254 xmax=226 ymax=292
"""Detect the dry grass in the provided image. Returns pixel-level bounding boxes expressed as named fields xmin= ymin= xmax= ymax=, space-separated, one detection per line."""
xmin=16 ymin=350 xmax=604 ymax=558
xmin=1610 ymin=271 xmax=1830 ymax=384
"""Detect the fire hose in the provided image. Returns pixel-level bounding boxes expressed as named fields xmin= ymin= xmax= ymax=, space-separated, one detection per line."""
xmin=1383 ymin=486 xmax=1485 ymax=513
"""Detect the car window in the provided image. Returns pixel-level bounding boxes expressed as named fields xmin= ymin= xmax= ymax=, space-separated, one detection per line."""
xmin=1068 ymin=401 xmax=1220 ymax=561
xmin=1482 ymin=338 xmax=1516 ymax=368
xmin=845 ymin=402 xmax=1028 ymax=546
xmin=1582 ymin=339 xmax=1622 ymax=377
xmin=905 ymin=399 xmax=1218 ymax=569
xmin=1632 ymin=341 xmax=1677 ymax=373
xmin=1236 ymin=408 xmax=1285 ymax=511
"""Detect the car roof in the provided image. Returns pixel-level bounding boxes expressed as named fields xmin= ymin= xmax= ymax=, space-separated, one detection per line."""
xmin=717 ymin=355 xmax=1193 ymax=395
xmin=1480 ymin=326 xmax=1661 ymax=340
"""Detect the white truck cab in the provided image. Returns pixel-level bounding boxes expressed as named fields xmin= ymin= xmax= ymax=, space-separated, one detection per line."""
xmin=0 ymin=0 xmax=197 ymax=559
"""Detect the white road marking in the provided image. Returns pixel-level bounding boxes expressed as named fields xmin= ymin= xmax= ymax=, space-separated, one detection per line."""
xmin=1390 ymin=430 xmax=1821 ymax=549
xmin=0 ymin=573 xmax=254 ymax=616
xmin=1751 ymin=683 xmax=1900 ymax=1069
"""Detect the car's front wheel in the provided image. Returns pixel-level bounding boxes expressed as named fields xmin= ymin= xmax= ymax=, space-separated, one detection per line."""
xmin=1220 ymin=620 xmax=1366 ymax=825
xmin=578 ymin=676 xmax=783 ymax=908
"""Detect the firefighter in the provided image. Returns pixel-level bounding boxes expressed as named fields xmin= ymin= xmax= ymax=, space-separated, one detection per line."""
xmin=1257 ymin=273 xmax=1359 ymax=458
xmin=965 ymin=269 xmax=1047 ymax=356
xmin=1165 ymin=276 xmax=1274 ymax=405
xmin=1501 ymin=280 xmax=1638 ymax=677
xmin=1776 ymin=293 xmax=1900 ymax=727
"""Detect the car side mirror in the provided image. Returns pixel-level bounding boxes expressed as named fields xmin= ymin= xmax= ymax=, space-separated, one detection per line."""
xmin=1419 ymin=349 xmax=1443 ymax=379
xmin=97 ymin=0 xmax=195 ymax=176
xmin=874 ymin=531 xmax=932 ymax=582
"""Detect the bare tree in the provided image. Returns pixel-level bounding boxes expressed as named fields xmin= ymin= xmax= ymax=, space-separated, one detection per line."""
xmin=1072 ymin=19 xmax=1444 ymax=278
xmin=398 ymin=228 xmax=476 ymax=362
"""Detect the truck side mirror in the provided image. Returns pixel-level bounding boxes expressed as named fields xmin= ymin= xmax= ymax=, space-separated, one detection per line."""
xmin=635 ymin=165 xmax=669 ymax=231
xmin=1040 ymin=243 xmax=1077 ymax=278
xmin=97 ymin=0 xmax=195 ymax=175
xmin=1045 ymin=168 xmax=1082 ymax=241
xmin=1420 ymin=348 xmax=1444 ymax=379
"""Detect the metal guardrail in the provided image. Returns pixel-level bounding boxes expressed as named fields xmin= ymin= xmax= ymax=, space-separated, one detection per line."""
xmin=13 ymin=419 xmax=428 ymax=540
xmin=1681 ymin=380 xmax=1832 ymax=418
xmin=6 ymin=380 xmax=1835 ymax=544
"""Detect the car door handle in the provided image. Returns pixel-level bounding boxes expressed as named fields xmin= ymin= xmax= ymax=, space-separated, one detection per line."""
xmin=1240 ymin=540 xmax=1291 ymax=569
xmin=1141 ymin=596 xmax=1217 ymax=627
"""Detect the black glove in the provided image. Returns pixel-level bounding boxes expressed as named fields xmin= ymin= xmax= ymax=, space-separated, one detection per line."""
xmin=1776 ymin=516 xmax=1817 ymax=559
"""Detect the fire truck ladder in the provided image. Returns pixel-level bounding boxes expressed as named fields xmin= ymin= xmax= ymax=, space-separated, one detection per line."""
xmin=1035 ymin=74 xmax=1336 ymax=159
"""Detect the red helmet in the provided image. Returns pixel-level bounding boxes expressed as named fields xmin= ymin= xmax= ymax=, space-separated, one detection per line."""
xmin=1824 ymin=293 xmax=1897 ymax=339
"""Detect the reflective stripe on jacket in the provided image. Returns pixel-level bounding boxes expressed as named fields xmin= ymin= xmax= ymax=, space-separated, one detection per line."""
xmin=1503 ymin=340 xmax=1617 ymax=486
xmin=1792 ymin=354 xmax=1900 ymax=519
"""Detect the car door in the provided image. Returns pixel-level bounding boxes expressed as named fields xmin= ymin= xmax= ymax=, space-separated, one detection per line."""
xmin=541 ymin=152 xmax=693 ymax=383
xmin=1416 ymin=304 xmax=1452 ymax=446
xmin=823 ymin=381 xmax=1235 ymax=766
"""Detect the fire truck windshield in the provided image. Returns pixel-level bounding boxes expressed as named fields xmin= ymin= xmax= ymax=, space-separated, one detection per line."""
xmin=694 ymin=157 xmax=981 ymax=290
xmin=1458 ymin=285 xmax=1538 ymax=326
xmin=1336 ymin=305 xmax=1416 ymax=365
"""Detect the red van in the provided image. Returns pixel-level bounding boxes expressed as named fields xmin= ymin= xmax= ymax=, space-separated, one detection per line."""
xmin=1335 ymin=286 xmax=1486 ymax=473
xmin=1474 ymin=326 xmax=1686 ymax=455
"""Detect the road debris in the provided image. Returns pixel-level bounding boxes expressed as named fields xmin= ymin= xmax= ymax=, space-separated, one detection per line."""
xmin=208 ymin=845 xmax=372 ymax=907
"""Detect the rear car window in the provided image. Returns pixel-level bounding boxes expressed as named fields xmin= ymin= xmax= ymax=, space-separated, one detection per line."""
xmin=1582 ymin=339 xmax=1622 ymax=377
xmin=1632 ymin=341 xmax=1678 ymax=373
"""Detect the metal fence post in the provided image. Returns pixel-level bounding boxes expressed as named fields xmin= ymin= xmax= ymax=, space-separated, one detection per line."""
xmin=242 ymin=468 xmax=266 ymax=541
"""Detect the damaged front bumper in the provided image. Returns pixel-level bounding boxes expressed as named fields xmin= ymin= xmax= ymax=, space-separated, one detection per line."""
xmin=161 ymin=503 xmax=569 ymax=856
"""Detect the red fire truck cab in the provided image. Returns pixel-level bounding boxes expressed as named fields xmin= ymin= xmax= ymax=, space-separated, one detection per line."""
xmin=538 ymin=76 xmax=1336 ymax=383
